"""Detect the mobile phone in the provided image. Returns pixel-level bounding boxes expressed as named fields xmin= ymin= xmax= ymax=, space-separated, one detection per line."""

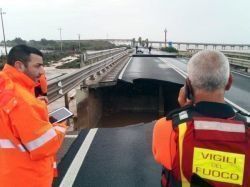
xmin=49 ymin=107 xmax=73 ymax=124
xmin=185 ymin=79 xmax=193 ymax=100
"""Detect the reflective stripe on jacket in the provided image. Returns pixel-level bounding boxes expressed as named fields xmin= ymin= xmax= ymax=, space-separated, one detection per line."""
xmin=0 ymin=64 xmax=67 ymax=187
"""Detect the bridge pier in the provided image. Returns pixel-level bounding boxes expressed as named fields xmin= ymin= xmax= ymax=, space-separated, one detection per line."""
xmin=177 ymin=44 xmax=180 ymax=50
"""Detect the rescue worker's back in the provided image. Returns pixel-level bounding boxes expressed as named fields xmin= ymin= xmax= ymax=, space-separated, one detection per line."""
xmin=152 ymin=50 xmax=250 ymax=187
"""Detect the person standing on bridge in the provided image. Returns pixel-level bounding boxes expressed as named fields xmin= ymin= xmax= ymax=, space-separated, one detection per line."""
xmin=0 ymin=45 xmax=67 ymax=187
xmin=136 ymin=45 xmax=138 ymax=53
xmin=148 ymin=46 xmax=152 ymax=54
xmin=152 ymin=50 xmax=250 ymax=186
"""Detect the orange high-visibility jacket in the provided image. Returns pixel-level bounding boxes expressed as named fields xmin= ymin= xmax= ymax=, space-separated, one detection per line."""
xmin=152 ymin=117 xmax=176 ymax=170
xmin=0 ymin=64 xmax=67 ymax=187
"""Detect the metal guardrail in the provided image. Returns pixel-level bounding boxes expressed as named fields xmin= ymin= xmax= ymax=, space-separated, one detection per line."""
xmin=178 ymin=50 xmax=250 ymax=71
xmin=84 ymin=48 xmax=126 ymax=64
xmin=222 ymin=51 xmax=250 ymax=59
xmin=48 ymin=50 xmax=128 ymax=103
xmin=228 ymin=57 xmax=250 ymax=69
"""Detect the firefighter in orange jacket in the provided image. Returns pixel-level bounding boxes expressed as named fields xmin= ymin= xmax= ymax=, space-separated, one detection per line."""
xmin=152 ymin=50 xmax=250 ymax=186
xmin=0 ymin=45 xmax=67 ymax=187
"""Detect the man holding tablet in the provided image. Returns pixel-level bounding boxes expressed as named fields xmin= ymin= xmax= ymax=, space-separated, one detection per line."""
xmin=0 ymin=45 xmax=68 ymax=186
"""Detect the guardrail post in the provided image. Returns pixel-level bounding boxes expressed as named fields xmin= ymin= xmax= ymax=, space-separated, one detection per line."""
xmin=64 ymin=93 xmax=70 ymax=126
xmin=64 ymin=93 xmax=69 ymax=109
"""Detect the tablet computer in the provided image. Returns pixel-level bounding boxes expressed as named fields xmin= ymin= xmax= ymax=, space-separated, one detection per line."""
xmin=49 ymin=107 xmax=73 ymax=124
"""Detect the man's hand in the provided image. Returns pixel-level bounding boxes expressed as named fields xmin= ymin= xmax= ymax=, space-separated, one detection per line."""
xmin=178 ymin=86 xmax=192 ymax=107
xmin=37 ymin=96 xmax=48 ymax=104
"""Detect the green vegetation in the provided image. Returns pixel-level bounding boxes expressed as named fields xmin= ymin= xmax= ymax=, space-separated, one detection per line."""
xmin=1 ymin=37 xmax=116 ymax=51
xmin=138 ymin=37 xmax=142 ymax=46
xmin=132 ymin=38 xmax=136 ymax=47
xmin=43 ymin=51 xmax=74 ymax=66
xmin=0 ymin=38 xmax=118 ymax=69
xmin=160 ymin=47 xmax=178 ymax=53
xmin=56 ymin=59 xmax=80 ymax=69
xmin=134 ymin=37 xmax=149 ymax=47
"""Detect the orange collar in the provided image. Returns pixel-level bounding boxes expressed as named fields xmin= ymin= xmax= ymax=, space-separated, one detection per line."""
xmin=3 ymin=64 xmax=36 ymax=92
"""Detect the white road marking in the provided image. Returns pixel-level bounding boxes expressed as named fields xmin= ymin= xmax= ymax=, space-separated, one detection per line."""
xmin=60 ymin=128 xmax=98 ymax=187
xmin=159 ymin=58 xmax=250 ymax=115
xmin=224 ymin=98 xmax=250 ymax=115
xmin=65 ymin=135 xmax=78 ymax=138
xmin=118 ymin=57 xmax=132 ymax=79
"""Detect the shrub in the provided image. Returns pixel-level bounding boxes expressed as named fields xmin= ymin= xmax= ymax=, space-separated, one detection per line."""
xmin=161 ymin=47 xmax=178 ymax=53
xmin=56 ymin=59 xmax=80 ymax=69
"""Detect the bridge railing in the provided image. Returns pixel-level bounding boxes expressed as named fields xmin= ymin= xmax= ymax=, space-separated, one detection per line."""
xmin=48 ymin=49 xmax=128 ymax=104
xmin=222 ymin=51 xmax=250 ymax=60
xmin=228 ymin=57 xmax=250 ymax=71
xmin=83 ymin=47 xmax=127 ymax=65
xmin=178 ymin=50 xmax=250 ymax=72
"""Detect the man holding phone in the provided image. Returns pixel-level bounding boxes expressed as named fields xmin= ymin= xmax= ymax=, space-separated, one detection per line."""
xmin=0 ymin=45 xmax=67 ymax=186
xmin=152 ymin=50 xmax=250 ymax=186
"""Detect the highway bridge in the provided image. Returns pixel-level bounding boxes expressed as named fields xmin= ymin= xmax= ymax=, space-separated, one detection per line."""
xmin=51 ymin=48 xmax=250 ymax=187
xmin=60 ymin=39 xmax=250 ymax=51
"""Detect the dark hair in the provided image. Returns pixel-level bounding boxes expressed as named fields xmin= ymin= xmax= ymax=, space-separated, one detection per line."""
xmin=7 ymin=45 xmax=43 ymax=66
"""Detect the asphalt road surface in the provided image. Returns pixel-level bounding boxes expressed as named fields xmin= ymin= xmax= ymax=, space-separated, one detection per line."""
xmin=120 ymin=56 xmax=184 ymax=85
xmin=54 ymin=122 xmax=161 ymax=187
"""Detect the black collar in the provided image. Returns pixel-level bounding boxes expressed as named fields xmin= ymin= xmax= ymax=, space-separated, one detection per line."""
xmin=194 ymin=101 xmax=235 ymax=119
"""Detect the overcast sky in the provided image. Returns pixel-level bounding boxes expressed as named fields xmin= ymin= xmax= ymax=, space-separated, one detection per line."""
xmin=1 ymin=0 xmax=250 ymax=44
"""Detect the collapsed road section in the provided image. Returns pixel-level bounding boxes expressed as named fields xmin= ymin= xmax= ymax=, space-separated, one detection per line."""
xmin=75 ymin=79 xmax=182 ymax=129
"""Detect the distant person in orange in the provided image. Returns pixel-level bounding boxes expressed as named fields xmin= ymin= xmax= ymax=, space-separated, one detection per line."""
xmin=152 ymin=50 xmax=250 ymax=186
xmin=0 ymin=45 xmax=67 ymax=187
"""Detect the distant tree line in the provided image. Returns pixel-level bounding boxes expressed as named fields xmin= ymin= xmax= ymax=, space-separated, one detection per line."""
xmin=0 ymin=38 xmax=120 ymax=69
xmin=1 ymin=37 xmax=117 ymax=51
xmin=132 ymin=37 xmax=149 ymax=48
